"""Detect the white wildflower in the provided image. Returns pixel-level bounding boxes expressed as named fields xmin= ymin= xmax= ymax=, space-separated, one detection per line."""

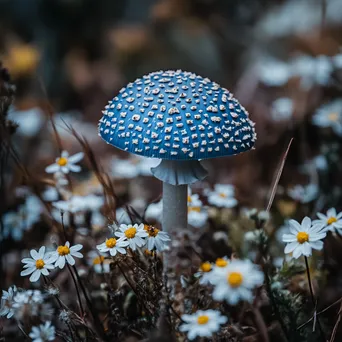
xmin=144 ymin=224 xmax=171 ymax=252
xmin=49 ymin=242 xmax=83 ymax=269
xmin=96 ymin=237 xmax=129 ymax=257
xmin=314 ymin=208 xmax=342 ymax=231
xmin=179 ymin=309 xmax=228 ymax=340
xmin=211 ymin=259 xmax=264 ymax=305
xmin=0 ymin=285 xmax=17 ymax=318
xmin=20 ymin=247 xmax=55 ymax=282
xmin=115 ymin=224 xmax=148 ymax=251
xmin=208 ymin=184 xmax=237 ymax=208
xmin=282 ymin=217 xmax=327 ymax=258
xmin=45 ymin=150 xmax=84 ymax=174
xmin=29 ymin=321 xmax=55 ymax=342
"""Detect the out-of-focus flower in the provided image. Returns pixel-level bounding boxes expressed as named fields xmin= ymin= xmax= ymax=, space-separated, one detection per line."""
xmin=288 ymin=184 xmax=319 ymax=203
xmin=145 ymin=201 xmax=163 ymax=221
xmin=111 ymin=157 xmax=139 ymax=179
xmin=115 ymin=224 xmax=148 ymax=251
xmin=111 ymin=156 xmax=160 ymax=179
xmin=291 ymin=55 xmax=333 ymax=88
xmin=258 ymin=58 xmax=291 ymax=86
xmin=42 ymin=186 xmax=59 ymax=202
xmin=282 ymin=217 xmax=326 ymax=258
xmin=52 ymin=195 xmax=104 ymax=214
xmin=2 ymin=195 xmax=43 ymax=241
xmin=49 ymin=242 xmax=83 ymax=269
xmin=211 ymin=259 xmax=263 ymax=305
xmin=20 ymin=247 xmax=55 ymax=282
xmin=179 ymin=309 xmax=228 ymax=340
xmin=312 ymin=99 xmax=342 ymax=136
xmin=271 ymin=98 xmax=293 ymax=121
xmin=96 ymin=237 xmax=129 ymax=257
xmin=3 ymin=43 xmax=40 ymax=77
xmin=45 ymin=150 xmax=84 ymax=174
xmin=208 ymin=184 xmax=238 ymax=208
xmin=0 ymin=285 xmax=17 ymax=318
xmin=314 ymin=208 xmax=342 ymax=231
xmin=195 ymin=262 xmax=212 ymax=285
xmin=144 ymin=224 xmax=170 ymax=251
xmin=29 ymin=321 xmax=55 ymax=342
xmin=87 ymin=251 xmax=111 ymax=273
xmin=12 ymin=290 xmax=44 ymax=319
xmin=188 ymin=190 xmax=208 ymax=228
xmin=7 ymin=107 xmax=44 ymax=137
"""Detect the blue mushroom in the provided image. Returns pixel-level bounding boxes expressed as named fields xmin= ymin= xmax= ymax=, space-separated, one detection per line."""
xmin=99 ymin=70 xmax=256 ymax=232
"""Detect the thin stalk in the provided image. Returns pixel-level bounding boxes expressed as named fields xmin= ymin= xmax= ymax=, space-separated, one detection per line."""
xmin=298 ymin=296 xmax=342 ymax=330
xmin=66 ymin=263 xmax=85 ymax=318
xmin=329 ymin=301 xmax=342 ymax=342
xmin=304 ymin=256 xmax=326 ymax=341
xmin=72 ymin=265 xmax=108 ymax=341
xmin=17 ymin=323 xmax=29 ymax=340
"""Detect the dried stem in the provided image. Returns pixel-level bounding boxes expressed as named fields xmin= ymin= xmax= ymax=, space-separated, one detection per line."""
xmin=304 ymin=256 xmax=326 ymax=341
xmin=329 ymin=301 xmax=342 ymax=342
xmin=66 ymin=263 xmax=85 ymax=318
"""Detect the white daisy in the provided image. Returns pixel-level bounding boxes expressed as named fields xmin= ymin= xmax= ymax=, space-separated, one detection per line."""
xmin=211 ymin=259 xmax=264 ymax=305
xmin=96 ymin=237 xmax=130 ymax=257
xmin=87 ymin=251 xmax=111 ymax=273
xmin=179 ymin=309 xmax=228 ymax=340
xmin=115 ymin=224 xmax=148 ymax=251
xmin=312 ymin=99 xmax=342 ymax=136
xmin=20 ymin=247 xmax=55 ymax=282
xmin=195 ymin=262 xmax=212 ymax=285
xmin=49 ymin=242 xmax=83 ymax=269
xmin=45 ymin=150 xmax=84 ymax=174
xmin=314 ymin=208 xmax=342 ymax=231
xmin=29 ymin=321 xmax=55 ymax=342
xmin=144 ymin=224 xmax=171 ymax=252
xmin=0 ymin=285 xmax=17 ymax=319
xmin=282 ymin=217 xmax=327 ymax=258
xmin=288 ymin=184 xmax=319 ymax=203
xmin=208 ymin=184 xmax=238 ymax=208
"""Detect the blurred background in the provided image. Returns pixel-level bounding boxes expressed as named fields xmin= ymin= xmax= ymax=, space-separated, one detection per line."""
xmin=1 ymin=0 xmax=342 ymax=203
xmin=2 ymin=0 xmax=342 ymax=340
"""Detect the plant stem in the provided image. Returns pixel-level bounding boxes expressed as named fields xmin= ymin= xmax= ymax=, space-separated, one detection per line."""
xmin=304 ymin=256 xmax=326 ymax=341
xmin=72 ymin=265 xmax=109 ymax=341
xmin=66 ymin=263 xmax=85 ymax=318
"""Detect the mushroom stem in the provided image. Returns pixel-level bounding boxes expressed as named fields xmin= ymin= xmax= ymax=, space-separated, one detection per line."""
xmin=162 ymin=182 xmax=187 ymax=233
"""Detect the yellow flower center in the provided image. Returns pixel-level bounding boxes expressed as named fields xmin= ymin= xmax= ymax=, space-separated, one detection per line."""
xmin=328 ymin=112 xmax=339 ymax=122
xmin=296 ymin=232 xmax=309 ymax=244
xmin=57 ymin=157 xmax=68 ymax=166
xmin=144 ymin=224 xmax=159 ymax=237
xmin=57 ymin=245 xmax=70 ymax=256
xmin=188 ymin=206 xmax=201 ymax=213
xmin=35 ymin=259 xmax=45 ymax=269
xmin=200 ymin=262 xmax=212 ymax=272
xmin=197 ymin=315 xmax=209 ymax=325
xmin=93 ymin=256 xmax=105 ymax=265
xmin=219 ymin=192 xmax=226 ymax=198
xmin=215 ymin=258 xmax=228 ymax=267
xmin=105 ymin=238 xmax=117 ymax=248
xmin=125 ymin=227 xmax=137 ymax=239
xmin=327 ymin=217 xmax=337 ymax=225
xmin=227 ymin=272 xmax=243 ymax=288
xmin=188 ymin=195 xmax=192 ymax=203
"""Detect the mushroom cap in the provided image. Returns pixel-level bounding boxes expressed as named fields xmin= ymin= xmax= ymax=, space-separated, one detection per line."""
xmin=98 ymin=70 xmax=256 ymax=160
